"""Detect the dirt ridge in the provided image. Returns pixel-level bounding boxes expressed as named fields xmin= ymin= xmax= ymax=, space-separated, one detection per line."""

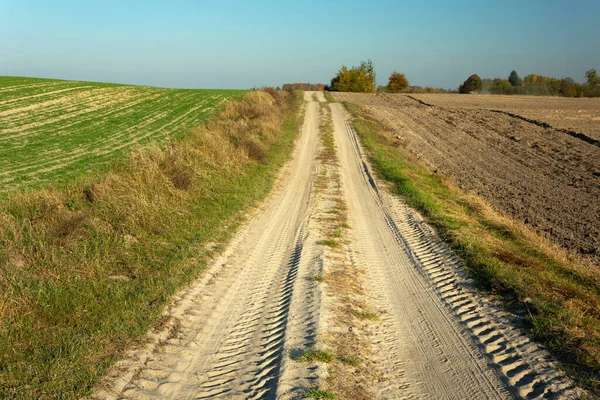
xmin=335 ymin=92 xmax=600 ymax=266
xmin=489 ymin=109 xmax=600 ymax=148
xmin=405 ymin=93 xmax=600 ymax=148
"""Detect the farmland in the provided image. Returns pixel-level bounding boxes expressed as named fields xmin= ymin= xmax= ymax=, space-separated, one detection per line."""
xmin=0 ymin=88 xmax=300 ymax=398
xmin=333 ymin=93 xmax=600 ymax=268
xmin=0 ymin=77 xmax=245 ymax=192
xmin=411 ymin=93 xmax=600 ymax=141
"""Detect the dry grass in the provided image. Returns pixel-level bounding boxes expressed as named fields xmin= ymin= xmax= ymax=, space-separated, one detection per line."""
xmin=0 ymin=88 xmax=301 ymax=398
xmin=313 ymin=103 xmax=384 ymax=400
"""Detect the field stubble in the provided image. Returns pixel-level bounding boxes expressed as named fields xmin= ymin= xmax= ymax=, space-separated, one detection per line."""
xmin=411 ymin=93 xmax=600 ymax=141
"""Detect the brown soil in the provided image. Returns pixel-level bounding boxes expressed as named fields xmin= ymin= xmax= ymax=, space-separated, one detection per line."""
xmin=334 ymin=93 xmax=600 ymax=267
xmin=411 ymin=93 xmax=600 ymax=141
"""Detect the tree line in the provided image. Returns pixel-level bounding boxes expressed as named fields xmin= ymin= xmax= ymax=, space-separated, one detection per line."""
xmin=324 ymin=60 xmax=600 ymax=97
xmin=327 ymin=60 xmax=451 ymax=94
xmin=281 ymin=83 xmax=326 ymax=91
xmin=459 ymin=69 xmax=600 ymax=97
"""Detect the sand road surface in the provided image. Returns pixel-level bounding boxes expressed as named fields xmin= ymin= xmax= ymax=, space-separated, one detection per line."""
xmin=94 ymin=92 xmax=580 ymax=399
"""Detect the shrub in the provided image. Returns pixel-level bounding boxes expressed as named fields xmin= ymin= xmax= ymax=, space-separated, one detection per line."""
xmin=387 ymin=72 xmax=409 ymax=93
xmin=329 ymin=60 xmax=376 ymax=93
xmin=459 ymin=74 xmax=482 ymax=94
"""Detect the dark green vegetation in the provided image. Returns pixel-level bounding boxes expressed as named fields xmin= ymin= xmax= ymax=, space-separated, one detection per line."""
xmin=0 ymin=76 xmax=245 ymax=192
xmin=344 ymin=102 xmax=600 ymax=394
xmin=0 ymin=88 xmax=301 ymax=398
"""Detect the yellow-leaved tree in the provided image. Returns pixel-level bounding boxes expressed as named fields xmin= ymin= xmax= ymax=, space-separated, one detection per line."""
xmin=387 ymin=72 xmax=409 ymax=92
xmin=329 ymin=60 xmax=376 ymax=92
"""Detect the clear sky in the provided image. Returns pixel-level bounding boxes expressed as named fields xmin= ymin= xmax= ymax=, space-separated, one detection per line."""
xmin=1 ymin=0 xmax=599 ymax=90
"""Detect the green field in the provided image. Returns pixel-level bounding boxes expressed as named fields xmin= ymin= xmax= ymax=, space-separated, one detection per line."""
xmin=0 ymin=77 xmax=245 ymax=192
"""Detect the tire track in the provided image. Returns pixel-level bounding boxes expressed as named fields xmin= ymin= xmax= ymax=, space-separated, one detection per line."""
xmin=330 ymin=103 xmax=582 ymax=399
xmin=94 ymin=93 xmax=323 ymax=400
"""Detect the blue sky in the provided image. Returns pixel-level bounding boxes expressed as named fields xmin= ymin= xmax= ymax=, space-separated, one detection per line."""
xmin=1 ymin=0 xmax=599 ymax=89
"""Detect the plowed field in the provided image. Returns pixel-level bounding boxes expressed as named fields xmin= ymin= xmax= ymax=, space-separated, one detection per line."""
xmin=333 ymin=93 xmax=600 ymax=267
xmin=0 ymin=77 xmax=244 ymax=191
xmin=412 ymin=93 xmax=600 ymax=141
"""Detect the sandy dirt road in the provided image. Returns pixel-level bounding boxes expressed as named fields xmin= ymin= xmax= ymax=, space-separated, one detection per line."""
xmin=95 ymin=93 xmax=579 ymax=399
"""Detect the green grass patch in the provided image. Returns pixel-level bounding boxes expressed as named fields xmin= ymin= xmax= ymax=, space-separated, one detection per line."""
xmin=354 ymin=310 xmax=380 ymax=321
xmin=343 ymin=101 xmax=600 ymax=393
xmin=312 ymin=274 xmax=325 ymax=282
xmin=304 ymin=389 xmax=336 ymax=399
xmin=0 ymin=89 xmax=301 ymax=398
xmin=0 ymin=76 xmax=245 ymax=194
xmin=295 ymin=349 xmax=335 ymax=363
xmin=321 ymin=239 xmax=340 ymax=248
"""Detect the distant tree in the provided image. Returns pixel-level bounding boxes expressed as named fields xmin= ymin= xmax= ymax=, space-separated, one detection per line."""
xmin=586 ymin=69 xmax=599 ymax=87
xmin=509 ymin=70 xmax=523 ymax=87
xmin=330 ymin=60 xmax=377 ymax=93
xmin=459 ymin=74 xmax=482 ymax=94
xmin=491 ymin=78 xmax=513 ymax=94
xmin=387 ymin=72 xmax=409 ymax=92
xmin=560 ymin=77 xmax=583 ymax=97
xmin=523 ymin=74 xmax=538 ymax=86
xmin=584 ymin=69 xmax=600 ymax=97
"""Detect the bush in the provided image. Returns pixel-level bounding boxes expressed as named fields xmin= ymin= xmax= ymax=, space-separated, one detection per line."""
xmin=329 ymin=60 xmax=376 ymax=93
xmin=459 ymin=74 xmax=482 ymax=94
xmin=387 ymin=72 xmax=409 ymax=93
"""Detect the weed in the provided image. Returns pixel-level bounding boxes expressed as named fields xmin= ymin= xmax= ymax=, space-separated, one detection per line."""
xmin=304 ymin=389 xmax=336 ymax=399
xmin=340 ymin=355 xmax=361 ymax=367
xmin=321 ymin=239 xmax=340 ymax=248
xmin=312 ymin=274 xmax=325 ymax=282
xmin=295 ymin=349 xmax=335 ymax=363
xmin=354 ymin=310 xmax=380 ymax=321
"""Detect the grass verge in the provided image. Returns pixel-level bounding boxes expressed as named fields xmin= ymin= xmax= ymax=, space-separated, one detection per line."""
xmin=0 ymin=88 xmax=302 ymax=398
xmin=343 ymin=101 xmax=600 ymax=394
xmin=324 ymin=92 xmax=337 ymax=103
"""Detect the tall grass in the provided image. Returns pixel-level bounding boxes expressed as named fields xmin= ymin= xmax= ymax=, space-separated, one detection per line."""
xmin=0 ymin=89 xmax=301 ymax=398
xmin=344 ymin=101 xmax=600 ymax=394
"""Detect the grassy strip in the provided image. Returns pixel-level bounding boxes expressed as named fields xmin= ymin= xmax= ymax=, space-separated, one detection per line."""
xmin=343 ymin=101 xmax=600 ymax=393
xmin=323 ymin=92 xmax=337 ymax=103
xmin=0 ymin=89 xmax=301 ymax=398
xmin=313 ymin=103 xmax=383 ymax=400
